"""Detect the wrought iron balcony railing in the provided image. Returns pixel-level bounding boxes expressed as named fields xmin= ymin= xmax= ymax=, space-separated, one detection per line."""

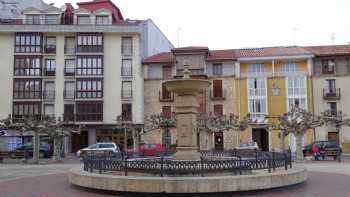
xmin=323 ymin=88 xmax=341 ymax=100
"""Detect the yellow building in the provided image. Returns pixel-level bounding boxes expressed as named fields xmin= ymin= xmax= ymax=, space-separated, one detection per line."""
xmin=235 ymin=47 xmax=315 ymax=151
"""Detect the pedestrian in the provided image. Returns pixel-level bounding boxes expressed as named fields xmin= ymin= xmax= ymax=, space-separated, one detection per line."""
xmin=312 ymin=144 xmax=320 ymax=160
xmin=320 ymin=143 xmax=326 ymax=160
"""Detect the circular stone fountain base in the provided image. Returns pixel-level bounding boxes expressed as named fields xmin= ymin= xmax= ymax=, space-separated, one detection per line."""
xmin=69 ymin=167 xmax=307 ymax=193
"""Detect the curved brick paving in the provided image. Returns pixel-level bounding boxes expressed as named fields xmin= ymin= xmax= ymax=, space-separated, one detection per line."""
xmin=0 ymin=171 xmax=350 ymax=197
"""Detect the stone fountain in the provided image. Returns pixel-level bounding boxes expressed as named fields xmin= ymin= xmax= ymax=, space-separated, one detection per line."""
xmin=163 ymin=64 xmax=211 ymax=160
xmin=69 ymin=62 xmax=307 ymax=194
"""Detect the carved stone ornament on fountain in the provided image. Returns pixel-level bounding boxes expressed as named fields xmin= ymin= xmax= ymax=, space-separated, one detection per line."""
xmin=163 ymin=63 xmax=211 ymax=160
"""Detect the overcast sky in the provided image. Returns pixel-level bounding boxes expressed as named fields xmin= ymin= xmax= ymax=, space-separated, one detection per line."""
xmin=50 ymin=0 xmax=350 ymax=50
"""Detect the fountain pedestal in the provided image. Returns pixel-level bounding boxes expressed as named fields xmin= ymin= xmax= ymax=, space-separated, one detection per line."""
xmin=164 ymin=65 xmax=211 ymax=160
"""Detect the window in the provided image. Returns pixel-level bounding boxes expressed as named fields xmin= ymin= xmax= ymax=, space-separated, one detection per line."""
xmin=214 ymin=104 xmax=223 ymax=115
xmin=322 ymin=59 xmax=336 ymax=74
xmin=45 ymin=37 xmax=56 ymax=53
xmin=96 ymin=16 xmax=109 ymax=25
xmin=25 ymin=15 xmax=41 ymax=24
xmin=44 ymin=15 xmax=59 ymax=25
xmin=64 ymin=104 xmax=75 ymax=121
xmin=213 ymin=80 xmax=223 ymax=98
xmin=65 ymin=59 xmax=75 ymax=76
xmin=328 ymin=102 xmax=337 ymax=115
xmin=326 ymin=79 xmax=336 ymax=93
xmin=77 ymin=34 xmax=103 ymax=53
xmin=283 ymin=62 xmax=299 ymax=72
xmin=43 ymin=81 xmax=55 ymax=100
xmin=121 ymin=59 xmax=132 ymax=76
xmin=13 ymin=79 xmax=41 ymax=99
xmin=15 ymin=33 xmax=42 ymax=53
xmin=248 ymin=64 xmax=264 ymax=73
xmin=13 ymin=102 xmax=41 ymax=120
xmin=44 ymin=59 xmax=55 ymax=76
xmin=43 ymin=104 xmax=55 ymax=118
xmin=286 ymin=76 xmax=307 ymax=110
xmin=122 ymin=81 xmax=132 ymax=99
xmin=76 ymin=56 xmax=103 ymax=75
xmin=64 ymin=81 xmax=75 ymax=99
xmin=121 ymin=37 xmax=132 ymax=55
xmin=248 ymin=78 xmax=267 ymax=119
xmin=212 ymin=63 xmax=223 ymax=75
xmin=77 ymin=16 xmax=90 ymax=25
xmin=122 ymin=103 xmax=132 ymax=121
xmin=64 ymin=37 xmax=75 ymax=54
xmin=76 ymin=101 xmax=103 ymax=122
xmin=76 ymin=79 xmax=103 ymax=98
xmin=162 ymin=65 xmax=172 ymax=79
xmin=14 ymin=56 xmax=41 ymax=76
xmin=162 ymin=106 xmax=171 ymax=118
xmin=161 ymin=84 xmax=172 ymax=100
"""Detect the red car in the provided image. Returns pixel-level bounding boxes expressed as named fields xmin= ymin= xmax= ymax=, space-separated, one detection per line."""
xmin=128 ymin=144 xmax=166 ymax=156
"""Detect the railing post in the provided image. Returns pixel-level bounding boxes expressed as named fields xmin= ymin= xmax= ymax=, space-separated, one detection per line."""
xmin=288 ymin=149 xmax=292 ymax=168
xmin=255 ymin=149 xmax=258 ymax=169
xmin=284 ymin=152 xmax=288 ymax=170
xmin=160 ymin=156 xmax=164 ymax=177
xmin=268 ymin=154 xmax=271 ymax=173
xmin=99 ymin=155 xmax=102 ymax=174
xmin=90 ymin=154 xmax=93 ymax=173
xmin=239 ymin=158 xmax=242 ymax=175
xmin=338 ymin=149 xmax=341 ymax=163
xmin=124 ymin=156 xmax=128 ymax=176
xmin=272 ymin=152 xmax=276 ymax=171
xmin=200 ymin=156 xmax=204 ymax=177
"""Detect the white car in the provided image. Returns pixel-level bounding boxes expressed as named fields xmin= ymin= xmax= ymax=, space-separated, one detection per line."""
xmin=236 ymin=141 xmax=259 ymax=150
xmin=76 ymin=142 xmax=120 ymax=157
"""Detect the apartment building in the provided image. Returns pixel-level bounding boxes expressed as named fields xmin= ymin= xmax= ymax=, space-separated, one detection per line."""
xmin=0 ymin=0 xmax=173 ymax=153
xmin=142 ymin=47 xmax=237 ymax=150
xmin=142 ymin=46 xmax=318 ymax=152
xmin=305 ymin=45 xmax=350 ymax=153
xmin=235 ymin=46 xmax=314 ymax=152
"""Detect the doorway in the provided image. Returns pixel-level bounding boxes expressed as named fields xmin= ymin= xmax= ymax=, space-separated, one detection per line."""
xmin=71 ymin=131 xmax=88 ymax=153
xmin=214 ymin=132 xmax=224 ymax=150
xmin=252 ymin=128 xmax=269 ymax=151
xmin=328 ymin=132 xmax=339 ymax=143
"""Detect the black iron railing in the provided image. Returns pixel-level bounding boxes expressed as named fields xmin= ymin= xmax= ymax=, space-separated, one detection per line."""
xmin=82 ymin=149 xmax=292 ymax=177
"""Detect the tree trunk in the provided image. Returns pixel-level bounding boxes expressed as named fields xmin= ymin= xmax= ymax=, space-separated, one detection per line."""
xmin=295 ymin=132 xmax=304 ymax=162
xmin=280 ymin=131 xmax=285 ymax=152
xmin=53 ymin=137 xmax=62 ymax=162
xmin=32 ymin=132 xmax=40 ymax=164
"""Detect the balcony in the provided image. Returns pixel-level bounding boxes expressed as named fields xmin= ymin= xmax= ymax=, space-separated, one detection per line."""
xmin=63 ymin=113 xmax=75 ymax=122
xmin=159 ymin=91 xmax=174 ymax=102
xmin=274 ymin=68 xmax=308 ymax=77
xmin=210 ymin=89 xmax=226 ymax=101
xmin=64 ymin=45 xmax=76 ymax=54
xmin=64 ymin=90 xmax=75 ymax=99
xmin=323 ymin=88 xmax=341 ymax=100
xmin=44 ymin=45 xmax=56 ymax=54
xmin=240 ymin=70 xmax=272 ymax=78
xmin=64 ymin=66 xmax=75 ymax=76
xmin=43 ymin=90 xmax=55 ymax=100
xmin=76 ymin=45 xmax=103 ymax=53
xmin=44 ymin=69 xmax=55 ymax=76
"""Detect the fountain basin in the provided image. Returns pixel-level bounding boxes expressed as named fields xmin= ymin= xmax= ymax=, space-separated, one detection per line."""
xmin=163 ymin=79 xmax=211 ymax=95
xmin=69 ymin=166 xmax=307 ymax=193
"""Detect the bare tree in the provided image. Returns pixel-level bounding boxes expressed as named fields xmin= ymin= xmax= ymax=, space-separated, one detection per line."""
xmin=43 ymin=117 xmax=79 ymax=162
xmin=0 ymin=115 xmax=48 ymax=164
xmin=277 ymin=107 xmax=323 ymax=161
xmin=321 ymin=110 xmax=350 ymax=134
xmin=115 ymin=115 xmax=144 ymax=152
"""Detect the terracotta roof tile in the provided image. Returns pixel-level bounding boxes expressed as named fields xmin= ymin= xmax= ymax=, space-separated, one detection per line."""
xmin=142 ymin=52 xmax=173 ymax=64
xmin=303 ymin=45 xmax=350 ymax=56
xmin=207 ymin=50 xmax=235 ymax=61
xmin=234 ymin=46 xmax=312 ymax=58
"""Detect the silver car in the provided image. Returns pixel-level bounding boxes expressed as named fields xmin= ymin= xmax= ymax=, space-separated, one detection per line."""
xmin=76 ymin=142 xmax=120 ymax=157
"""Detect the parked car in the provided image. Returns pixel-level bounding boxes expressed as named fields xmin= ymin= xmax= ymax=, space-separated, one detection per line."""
xmin=303 ymin=140 xmax=342 ymax=159
xmin=76 ymin=142 xmax=121 ymax=157
xmin=16 ymin=142 xmax=53 ymax=158
xmin=128 ymin=144 xmax=166 ymax=156
xmin=236 ymin=141 xmax=258 ymax=150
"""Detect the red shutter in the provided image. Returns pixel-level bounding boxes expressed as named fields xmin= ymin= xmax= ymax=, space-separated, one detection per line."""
xmin=213 ymin=80 xmax=222 ymax=98
xmin=214 ymin=104 xmax=223 ymax=115
xmin=162 ymin=106 xmax=171 ymax=118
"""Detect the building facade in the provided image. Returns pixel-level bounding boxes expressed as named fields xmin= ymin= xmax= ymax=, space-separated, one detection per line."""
xmin=0 ymin=0 xmax=173 ymax=153
xmin=143 ymin=47 xmax=237 ymax=150
xmin=306 ymin=45 xmax=350 ymax=153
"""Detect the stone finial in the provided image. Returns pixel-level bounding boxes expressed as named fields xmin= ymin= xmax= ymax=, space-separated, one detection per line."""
xmin=183 ymin=60 xmax=191 ymax=79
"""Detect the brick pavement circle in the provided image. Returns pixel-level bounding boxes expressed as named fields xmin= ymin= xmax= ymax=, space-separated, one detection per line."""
xmin=0 ymin=171 xmax=350 ymax=197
